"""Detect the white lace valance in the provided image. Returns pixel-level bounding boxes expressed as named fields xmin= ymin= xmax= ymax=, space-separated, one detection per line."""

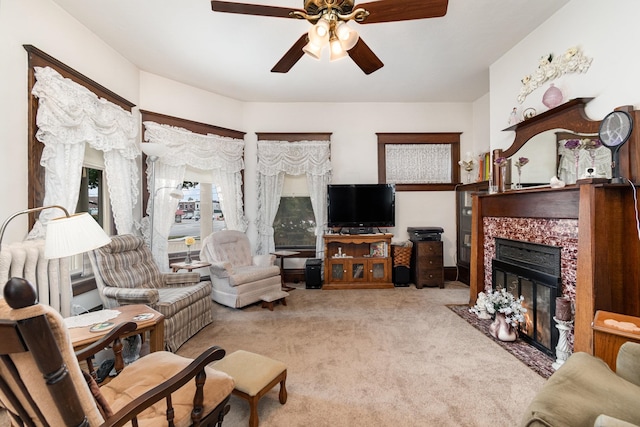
xmin=142 ymin=121 xmax=247 ymax=269
xmin=257 ymin=140 xmax=332 ymax=176
xmin=33 ymin=66 xmax=139 ymax=159
xmin=30 ymin=66 xmax=139 ymax=236
xmin=143 ymin=121 xmax=244 ymax=172
xmin=385 ymin=144 xmax=452 ymax=183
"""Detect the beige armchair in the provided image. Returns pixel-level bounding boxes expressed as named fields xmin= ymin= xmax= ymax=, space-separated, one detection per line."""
xmin=200 ymin=230 xmax=281 ymax=308
xmin=88 ymin=234 xmax=214 ymax=352
xmin=520 ymin=341 xmax=640 ymax=426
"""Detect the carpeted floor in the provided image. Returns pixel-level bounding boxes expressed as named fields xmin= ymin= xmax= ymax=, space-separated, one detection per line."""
xmin=447 ymin=304 xmax=555 ymax=379
xmin=176 ymin=281 xmax=546 ymax=427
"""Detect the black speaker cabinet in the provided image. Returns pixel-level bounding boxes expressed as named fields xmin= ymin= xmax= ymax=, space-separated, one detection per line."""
xmin=305 ymin=258 xmax=323 ymax=289
xmin=393 ymin=265 xmax=411 ymax=287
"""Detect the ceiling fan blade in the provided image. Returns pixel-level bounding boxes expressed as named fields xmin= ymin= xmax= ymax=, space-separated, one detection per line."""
xmin=355 ymin=0 xmax=448 ymax=24
xmin=348 ymin=38 xmax=384 ymax=75
xmin=271 ymin=34 xmax=308 ymax=73
xmin=211 ymin=1 xmax=301 ymax=18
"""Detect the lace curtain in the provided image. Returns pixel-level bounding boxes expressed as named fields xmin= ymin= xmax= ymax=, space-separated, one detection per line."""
xmin=29 ymin=66 xmax=139 ymax=238
xmin=256 ymin=140 xmax=332 ymax=256
xmin=143 ymin=121 xmax=246 ymax=270
xmin=385 ymin=144 xmax=452 ymax=183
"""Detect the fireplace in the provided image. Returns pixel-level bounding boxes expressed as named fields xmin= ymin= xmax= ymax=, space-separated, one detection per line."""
xmin=492 ymin=238 xmax=561 ymax=356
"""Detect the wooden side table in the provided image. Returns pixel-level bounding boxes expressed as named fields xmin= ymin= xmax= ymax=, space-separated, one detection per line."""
xmin=592 ymin=310 xmax=640 ymax=371
xmin=271 ymin=250 xmax=300 ymax=291
xmin=170 ymin=261 xmax=211 ymax=272
xmin=68 ymin=305 xmax=165 ymax=353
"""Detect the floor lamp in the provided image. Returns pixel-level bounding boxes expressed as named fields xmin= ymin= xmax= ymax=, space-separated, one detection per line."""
xmin=141 ymin=142 xmax=169 ymax=253
xmin=1 ymin=205 xmax=112 ymax=304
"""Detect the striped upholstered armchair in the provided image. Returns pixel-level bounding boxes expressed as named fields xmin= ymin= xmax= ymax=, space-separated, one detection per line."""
xmin=88 ymin=234 xmax=214 ymax=352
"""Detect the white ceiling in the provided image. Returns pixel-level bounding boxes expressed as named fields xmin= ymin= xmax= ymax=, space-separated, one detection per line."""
xmin=50 ymin=0 xmax=569 ymax=103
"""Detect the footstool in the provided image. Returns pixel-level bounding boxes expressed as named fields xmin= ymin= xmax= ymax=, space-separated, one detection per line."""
xmin=213 ymin=350 xmax=287 ymax=427
xmin=260 ymin=290 xmax=289 ymax=311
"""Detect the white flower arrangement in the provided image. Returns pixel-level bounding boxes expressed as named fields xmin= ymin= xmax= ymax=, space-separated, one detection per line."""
xmin=470 ymin=288 xmax=527 ymax=327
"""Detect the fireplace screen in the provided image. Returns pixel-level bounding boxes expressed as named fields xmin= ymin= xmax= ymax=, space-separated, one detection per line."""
xmin=492 ymin=238 xmax=562 ymax=356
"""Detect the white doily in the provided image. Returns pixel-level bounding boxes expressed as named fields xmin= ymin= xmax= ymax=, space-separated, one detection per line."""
xmin=64 ymin=309 xmax=121 ymax=329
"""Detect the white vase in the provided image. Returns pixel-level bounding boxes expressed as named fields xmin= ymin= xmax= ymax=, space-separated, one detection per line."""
xmin=489 ymin=313 xmax=517 ymax=342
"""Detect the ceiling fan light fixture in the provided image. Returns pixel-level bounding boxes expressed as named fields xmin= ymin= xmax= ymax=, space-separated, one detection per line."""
xmin=329 ymin=36 xmax=347 ymax=61
xmin=308 ymin=19 xmax=330 ymax=45
xmin=335 ymin=22 xmax=359 ymax=51
xmin=303 ymin=41 xmax=323 ymax=60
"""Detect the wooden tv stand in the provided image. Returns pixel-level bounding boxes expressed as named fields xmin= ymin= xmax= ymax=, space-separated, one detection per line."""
xmin=323 ymin=234 xmax=393 ymax=290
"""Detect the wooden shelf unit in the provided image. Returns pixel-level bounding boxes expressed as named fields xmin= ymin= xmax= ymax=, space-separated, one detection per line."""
xmin=323 ymin=234 xmax=393 ymax=289
xmin=456 ymin=181 xmax=489 ymax=285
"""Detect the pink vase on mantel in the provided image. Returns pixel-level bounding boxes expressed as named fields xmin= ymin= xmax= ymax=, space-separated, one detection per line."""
xmin=542 ymin=84 xmax=563 ymax=109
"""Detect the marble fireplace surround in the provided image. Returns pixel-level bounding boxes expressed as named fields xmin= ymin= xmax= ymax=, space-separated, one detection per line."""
xmin=484 ymin=217 xmax=577 ymax=348
xmin=483 ymin=217 xmax=578 ymax=301
xmin=469 ymin=183 xmax=640 ymax=354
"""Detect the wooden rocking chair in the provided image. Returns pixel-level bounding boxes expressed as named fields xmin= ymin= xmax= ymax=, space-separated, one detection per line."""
xmin=0 ymin=277 xmax=234 ymax=427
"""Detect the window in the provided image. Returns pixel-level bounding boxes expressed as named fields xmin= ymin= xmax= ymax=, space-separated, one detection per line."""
xmin=26 ymin=46 xmax=136 ymax=297
xmin=167 ymin=168 xmax=227 ymax=256
xmin=71 ymin=148 xmax=114 ymax=282
xmin=273 ymin=175 xmax=316 ymax=249
xmin=377 ymin=133 xmax=461 ymax=191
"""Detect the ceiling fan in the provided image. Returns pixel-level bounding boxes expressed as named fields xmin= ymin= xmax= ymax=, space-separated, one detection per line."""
xmin=211 ymin=0 xmax=449 ymax=74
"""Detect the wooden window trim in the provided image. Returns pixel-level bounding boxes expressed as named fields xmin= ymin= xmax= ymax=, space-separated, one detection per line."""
xmin=24 ymin=44 xmax=134 ymax=229
xmin=377 ymin=132 xmax=461 ymax=191
xmin=24 ymin=45 xmax=135 ymax=297
xmin=256 ymin=133 xmax=332 ymax=251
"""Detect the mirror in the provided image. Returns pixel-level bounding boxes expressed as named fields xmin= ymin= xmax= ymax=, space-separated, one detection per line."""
xmin=556 ymin=131 xmax=611 ymax=184
xmin=497 ymin=98 xmax=602 ymax=189
xmin=507 ymin=130 xmax=557 ymax=186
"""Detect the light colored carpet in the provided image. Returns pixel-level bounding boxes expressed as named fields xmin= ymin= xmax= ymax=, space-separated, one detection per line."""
xmin=177 ymin=282 xmax=546 ymax=427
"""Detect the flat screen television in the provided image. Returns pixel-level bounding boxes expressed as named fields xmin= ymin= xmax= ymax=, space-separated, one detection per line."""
xmin=327 ymin=184 xmax=395 ymax=228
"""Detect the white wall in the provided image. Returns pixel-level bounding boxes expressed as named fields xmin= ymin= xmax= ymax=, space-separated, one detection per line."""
xmin=1 ymin=0 xmax=479 ymax=275
xmin=139 ymin=72 xmax=244 ymax=132
xmin=490 ymin=0 xmax=640 ymax=155
xmin=242 ymin=102 xmax=474 ymax=265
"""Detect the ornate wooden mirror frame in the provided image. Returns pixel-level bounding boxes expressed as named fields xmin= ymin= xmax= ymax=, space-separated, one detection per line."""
xmin=494 ymin=98 xmax=640 ymax=189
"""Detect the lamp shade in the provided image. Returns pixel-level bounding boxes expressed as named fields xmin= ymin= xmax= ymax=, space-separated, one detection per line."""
xmin=44 ymin=213 xmax=112 ymax=259
xmin=169 ymin=188 xmax=184 ymax=199
xmin=303 ymin=41 xmax=323 ymax=60
xmin=308 ymin=20 xmax=330 ymax=46
xmin=335 ymin=22 xmax=359 ymax=51
xmin=141 ymin=142 xmax=169 ymax=159
xmin=329 ymin=37 xmax=347 ymax=61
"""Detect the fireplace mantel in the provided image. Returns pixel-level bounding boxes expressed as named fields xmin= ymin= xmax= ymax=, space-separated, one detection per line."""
xmin=470 ymin=182 xmax=640 ymax=354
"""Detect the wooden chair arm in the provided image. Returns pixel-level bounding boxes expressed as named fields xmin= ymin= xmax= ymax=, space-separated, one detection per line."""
xmin=74 ymin=322 xmax=138 ymax=361
xmin=75 ymin=322 xmax=138 ymax=379
xmin=100 ymin=346 xmax=227 ymax=427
